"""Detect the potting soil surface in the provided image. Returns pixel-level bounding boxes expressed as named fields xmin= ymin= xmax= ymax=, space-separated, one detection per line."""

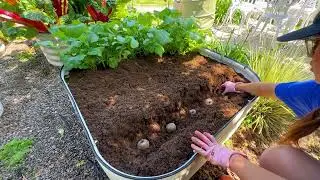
xmin=68 ymin=53 xmax=253 ymax=176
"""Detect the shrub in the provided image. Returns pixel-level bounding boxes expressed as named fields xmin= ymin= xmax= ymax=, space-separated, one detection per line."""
xmin=244 ymin=48 xmax=312 ymax=141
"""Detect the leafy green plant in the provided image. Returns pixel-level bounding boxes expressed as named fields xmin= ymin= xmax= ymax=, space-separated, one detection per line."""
xmin=39 ymin=9 xmax=214 ymax=70
xmin=0 ymin=22 xmax=37 ymax=43
xmin=0 ymin=138 xmax=33 ymax=168
xmin=157 ymin=9 xmax=210 ymax=54
xmin=243 ymin=48 xmax=312 ymax=141
xmin=0 ymin=0 xmax=114 ymax=39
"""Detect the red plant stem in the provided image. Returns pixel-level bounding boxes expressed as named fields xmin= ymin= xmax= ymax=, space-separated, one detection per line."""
xmin=63 ymin=0 xmax=68 ymax=15
xmin=0 ymin=9 xmax=48 ymax=32
xmin=53 ymin=0 xmax=62 ymax=17
xmin=86 ymin=5 xmax=99 ymax=21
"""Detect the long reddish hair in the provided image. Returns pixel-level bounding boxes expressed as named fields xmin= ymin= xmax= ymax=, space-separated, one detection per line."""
xmin=280 ymin=108 xmax=320 ymax=146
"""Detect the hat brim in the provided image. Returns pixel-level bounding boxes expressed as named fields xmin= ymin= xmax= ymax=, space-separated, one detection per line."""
xmin=277 ymin=23 xmax=320 ymax=42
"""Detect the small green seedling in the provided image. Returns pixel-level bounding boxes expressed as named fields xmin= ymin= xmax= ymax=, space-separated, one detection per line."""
xmin=0 ymin=138 xmax=33 ymax=168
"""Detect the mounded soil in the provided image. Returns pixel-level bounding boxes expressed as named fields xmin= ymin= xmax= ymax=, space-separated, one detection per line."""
xmin=68 ymin=53 xmax=253 ymax=176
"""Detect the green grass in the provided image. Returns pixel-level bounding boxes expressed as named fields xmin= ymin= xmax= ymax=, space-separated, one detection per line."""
xmin=0 ymin=139 xmax=33 ymax=168
xmin=243 ymin=48 xmax=312 ymax=141
xmin=244 ymin=99 xmax=294 ymax=141
xmin=246 ymin=48 xmax=310 ymax=83
xmin=215 ymin=0 xmax=232 ymax=24
xmin=215 ymin=0 xmax=242 ymax=25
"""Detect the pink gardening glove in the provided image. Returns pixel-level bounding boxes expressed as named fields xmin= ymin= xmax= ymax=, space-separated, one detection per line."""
xmin=221 ymin=81 xmax=241 ymax=95
xmin=191 ymin=130 xmax=246 ymax=168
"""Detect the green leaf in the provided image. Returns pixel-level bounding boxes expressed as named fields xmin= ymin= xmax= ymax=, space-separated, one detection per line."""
xmin=154 ymin=44 xmax=165 ymax=56
xmin=189 ymin=32 xmax=201 ymax=41
xmin=88 ymin=47 xmax=103 ymax=57
xmin=108 ymin=57 xmax=119 ymax=68
xmin=156 ymin=8 xmax=180 ymax=20
xmin=70 ymin=40 xmax=82 ymax=47
xmin=23 ymin=27 xmax=38 ymax=39
xmin=22 ymin=10 xmax=55 ymax=24
xmin=116 ymin=35 xmax=126 ymax=43
xmin=122 ymin=50 xmax=131 ymax=58
xmin=130 ymin=38 xmax=139 ymax=49
xmin=126 ymin=20 xmax=136 ymax=27
xmin=37 ymin=40 xmax=54 ymax=47
xmin=60 ymin=23 xmax=88 ymax=38
xmin=137 ymin=13 xmax=154 ymax=27
xmin=147 ymin=33 xmax=153 ymax=38
xmin=154 ymin=30 xmax=171 ymax=45
xmin=69 ymin=54 xmax=86 ymax=63
xmin=88 ymin=33 xmax=99 ymax=43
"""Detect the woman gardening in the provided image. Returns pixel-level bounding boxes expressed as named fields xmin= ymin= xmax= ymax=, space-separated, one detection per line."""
xmin=193 ymin=12 xmax=320 ymax=180
xmin=221 ymin=12 xmax=320 ymax=118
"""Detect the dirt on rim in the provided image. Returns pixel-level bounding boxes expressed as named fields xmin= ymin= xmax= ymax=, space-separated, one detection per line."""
xmin=67 ymin=53 xmax=253 ymax=176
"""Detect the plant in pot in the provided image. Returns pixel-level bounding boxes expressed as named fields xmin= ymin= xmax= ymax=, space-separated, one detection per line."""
xmin=0 ymin=0 xmax=114 ymax=66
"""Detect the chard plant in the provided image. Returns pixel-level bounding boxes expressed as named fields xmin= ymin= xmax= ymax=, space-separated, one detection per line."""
xmin=0 ymin=0 xmax=114 ymax=40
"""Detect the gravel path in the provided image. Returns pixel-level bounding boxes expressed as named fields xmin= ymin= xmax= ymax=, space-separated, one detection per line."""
xmin=0 ymin=42 xmax=107 ymax=179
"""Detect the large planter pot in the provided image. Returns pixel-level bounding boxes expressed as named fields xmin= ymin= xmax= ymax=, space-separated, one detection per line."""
xmin=36 ymin=33 xmax=64 ymax=67
xmin=60 ymin=49 xmax=260 ymax=179
xmin=173 ymin=0 xmax=216 ymax=29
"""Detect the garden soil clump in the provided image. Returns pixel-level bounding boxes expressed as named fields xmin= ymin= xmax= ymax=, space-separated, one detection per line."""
xmin=68 ymin=53 xmax=253 ymax=176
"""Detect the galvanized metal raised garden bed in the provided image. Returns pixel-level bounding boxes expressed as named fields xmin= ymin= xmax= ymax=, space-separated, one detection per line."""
xmin=60 ymin=49 xmax=260 ymax=180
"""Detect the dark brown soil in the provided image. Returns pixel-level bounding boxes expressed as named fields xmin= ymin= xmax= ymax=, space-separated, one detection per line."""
xmin=68 ymin=53 xmax=253 ymax=176
xmin=191 ymin=163 xmax=226 ymax=180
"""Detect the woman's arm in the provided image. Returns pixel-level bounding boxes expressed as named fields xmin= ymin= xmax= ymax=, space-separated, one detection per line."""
xmin=229 ymin=154 xmax=284 ymax=180
xmin=236 ymin=82 xmax=277 ymax=98
xmin=222 ymin=81 xmax=277 ymax=99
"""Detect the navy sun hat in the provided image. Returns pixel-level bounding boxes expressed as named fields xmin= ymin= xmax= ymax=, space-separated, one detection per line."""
xmin=277 ymin=12 xmax=320 ymax=42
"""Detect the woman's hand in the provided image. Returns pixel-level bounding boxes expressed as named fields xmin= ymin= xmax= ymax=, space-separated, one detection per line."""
xmin=191 ymin=130 xmax=246 ymax=168
xmin=221 ymin=81 xmax=241 ymax=95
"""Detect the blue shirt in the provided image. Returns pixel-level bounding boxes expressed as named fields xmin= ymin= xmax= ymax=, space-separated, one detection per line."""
xmin=275 ymin=80 xmax=320 ymax=118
